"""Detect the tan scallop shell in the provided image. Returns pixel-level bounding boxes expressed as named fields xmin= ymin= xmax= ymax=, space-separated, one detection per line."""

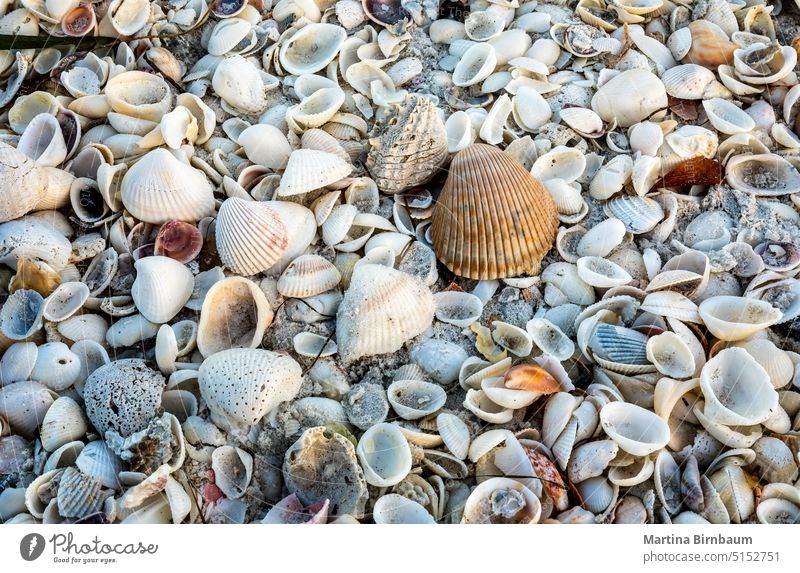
xmin=336 ymin=263 xmax=434 ymax=362
xmin=215 ymin=197 xmax=289 ymax=276
xmin=366 ymin=94 xmax=448 ymax=194
xmin=431 ymin=144 xmax=559 ymax=279
xmin=277 ymin=254 xmax=342 ymax=298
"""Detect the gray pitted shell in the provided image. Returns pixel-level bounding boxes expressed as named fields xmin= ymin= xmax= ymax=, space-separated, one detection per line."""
xmin=366 ymin=94 xmax=448 ymax=194
xmin=342 ymin=382 xmax=390 ymax=430
xmin=283 ymin=426 xmax=368 ymax=518
xmin=83 ymin=359 xmax=165 ymax=438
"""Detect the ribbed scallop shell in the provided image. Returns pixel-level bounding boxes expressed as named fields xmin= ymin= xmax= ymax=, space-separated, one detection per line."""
xmin=0 ymin=141 xmax=47 ymax=222
xmin=75 ymin=441 xmax=122 ymax=489
xmin=121 ymin=148 xmax=216 ymax=224
xmin=131 ymin=256 xmax=194 ymax=324
xmin=57 ymin=466 xmax=104 ymax=518
xmin=0 ymin=381 xmax=57 ymax=438
xmin=431 ymin=144 xmax=559 ymax=279
xmin=366 ymin=94 xmax=448 ymax=194
xmin=603 ymin=195 xmax=664 ymax=234
xmin=436 ymin=412 xmax=470 ymax=459
xmin=198 ymin=348 xmax=303 ymax=426
xmin=40 ymin=396 xmax=87 ymax=452
xmin=336 ymin=263 xmax=434 ymax=362
xmin=277 ymin=254 xmax=341 ymax=298
xmin=215 ymin=197 xmax=289 ymax=275
xmin=277 ymin=149 xmax=352 ymax=197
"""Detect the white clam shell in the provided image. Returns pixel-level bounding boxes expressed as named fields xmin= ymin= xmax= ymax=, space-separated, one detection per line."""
xmin=591 ymin=69 xmax=667 ymax=127
xmin=387 ymin=379 xmax=446 ymax=420
xmin=526 ymin=318 xmax=575 ymax=361
xmin=699 ymin=347 xmax=778 ymax=426
xmin=461 ymin=477 xmax=541 ymax=524
xmin=39 ymin=396 xmax=86 ymax=452
xmin=698 ymin=295 xmax=782 ymax=341
xmin=279 ymin=23 xmax=347 ymax=75
xmin=463 ymin=389 xmax=513 ymax=423
xmin=453 ymin=43 xmax=497 ymax=87
xmin=131 ymin=256 xmax=194 ymax=324
xmin=212 ymin=445 xmax=253 ymax=500
xmin=17 ymin=112 xmax=67 ymax=167
xmin=600 ymin=401 xmax=670 ymax=456
xmin=725 ymin=153 xmax=800 ymax=196
xmin=628 ymin=121 xmax=663 ymax=157
xmin=0 ymin=381 xmax=57 ymax=438
xmin=532 ymin=145 xmax=586 ymax=183
xmin=436 ymin=413 xmax=470 ymax=460
xmin=278 ymin=149 xmax=352 ymax=197
xmin=432 ymin=291 xmax=483 ymax=327
xmin=277 ymin=254 xmax=341 ymax=298
xmin=576 ymin=218 xmax=626 ymax=258
xmin=372 ymin=494 xmax=435 ymax=524
xmin=512 ymin=86 xmax=552 ymax=131
xmin=105 ymin=71 xmax=172 ymax=122
xmin=702 ymin=98 xmax=756 ymax=135
xmin=661 ymin=64 xmax=715 ymax=100
xmin=356 ymin=422 xmax=412 ymax=487
xmin=646 ymin=331 xmax=695 ymax=379
xmin=30 ymin=341 xmax=81 ymax=391
xmin=212 ymin=55 xmax=269 ymax=114
xmin=576 ymin=256 xmax=632 ymax=288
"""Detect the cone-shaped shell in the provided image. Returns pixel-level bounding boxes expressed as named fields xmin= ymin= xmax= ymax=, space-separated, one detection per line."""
xmin=431 ymin=144 xmax=559 ymax=279
xmin=198 ymin=348 xmax=303 ymax=426
xmin=366 ymin=94 xmax=448 ymax=194
xmin=336 ymin=264 xmax=434 ymax=362
xmin=121 ymin=149 xmax=215 ymax=224
xmin=0 ymin=142 xmax=48 ymax=223
xmin=215 ymin=197 xmax=289 ymax=276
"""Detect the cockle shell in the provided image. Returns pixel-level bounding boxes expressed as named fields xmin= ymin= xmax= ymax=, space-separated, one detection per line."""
xmin=17 ymin=112 xmax=67 ymax=167
xmin=0 ymin=381 xmax=57 ymax=438
xmin=646 ymin=331 xmax=694 ymax=379
xmin=366 ymin=94 xmax=448 ymax=194
xmin=279 ymin=23 xmax=347 ymax=75
xmin=387 ymin=379 xmax=446 ymax=420
xmin=40 ymin=396 xmax=86 ymax=452
xmin=214 ymin=197 xmax=289 ymax=275
xmin=725 ymin=154 xmax=800 ymax=196
xmin=461 ymin=477 xmax=541 ymax=524
xmin=356 ymin=422 xmax=412 ymax=487
xmin=702 ymin=98 xmax=756 ymax=135
xmin=336 ymin=263 xmax=434 ymax=362
xmin=698 ymin=296 xmax=781 ymax=341
xmin=699 ymin=348 xmax=778 ymax=426
xmin=431 ymin=144 xmax=558 ymax=279
xmin=212 ymin=55 xmax=269 ymax=114
xmin=131 ymin=256 xmax=194 ymax=324
xmin=452 ymin=43 xmax=497 ymax=87
xmin=0 ymin=289 xmax=44 ymax=340
xmin=278 ymin=149 xmax=352 ymax=197
xmin=591 ymin=69 xmax=667 ymax=128
xmin=603 ymin=195 xmax=664 ymax=234
xmin=121 ymin=149 xmax=216 ymax=224
xmin=105 ymin=71 xmax=172 ymax=122
xmin=600 ymin=401 xmax=670 ymax=456
xmin=0 ymin=142 xmax=48 ymax=223
xmin=199 ymin=348 xmax=302 ymax=427
xmin=277 ymin=254 xmax=341 ymax=298
xmin=197 ymin=276 xmax=273 ymax=357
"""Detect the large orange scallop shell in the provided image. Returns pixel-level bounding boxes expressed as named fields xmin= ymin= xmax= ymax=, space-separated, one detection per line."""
xmin=682 ymin=21 xmax=736 ymax=68
xmin=431 ymin=144 xmax=559 ymax=279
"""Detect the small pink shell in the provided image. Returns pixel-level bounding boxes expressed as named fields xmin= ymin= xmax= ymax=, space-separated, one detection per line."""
xmin=62 ymin=5 xmax=96 ymax=37
xmin=754 ymin=241 xmax=800 ymax=272
xmin=262 ymin=493 xmax=330 ymax=524
xmin=154 ymin=220 xmax=204 ymax=264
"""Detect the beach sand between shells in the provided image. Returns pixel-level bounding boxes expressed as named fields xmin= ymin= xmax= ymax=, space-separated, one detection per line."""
xmin=1 ymin=0 xmax=800 ymax=525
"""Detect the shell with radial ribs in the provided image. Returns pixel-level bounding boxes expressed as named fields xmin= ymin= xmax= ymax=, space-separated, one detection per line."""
xmin=336 ymin=263 xmax=435 ymax=362
xmin=366 ymin=94 xmax=448 ymax=194
xmin=431 ymin=144 xmax=559 ymax=279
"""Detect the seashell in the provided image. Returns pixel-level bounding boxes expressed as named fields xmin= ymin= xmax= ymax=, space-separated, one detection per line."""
xmin=131 ymin=256 xmax=194 ymax=324
xmin=83 ymin=359 xmax=164 ymax=437
xmin=40 ymin=396 xmax=86 ymax=452
xmin=62 ymin=4 xmax=96 ymax=36
xmin=199 ymin=348 xmax=302 ymax=427
xmin=732 ymin=339 xmax=793 ymax=389
xmin=600 ymin=401 xmax=670 ymax=456
xmin=698 ymin=296 xmax=781 ymax=341
xmin=214 ymin=198 xmax=288 ymax=276
xmin=280 ymin=23 xmax=347 ymax=75
xmin=608 ymin=457 xmax=654 ymax=488
xmin=646 ymin=331 xmax=694 ymax=379
xmin=432 ymin=144 xmax=558 ymax=279
xmin=757 ymin=498 xmax=800 ymax=524
xmin=0 ymin=142 xmax=49 ymax=223
xmin=57 ymin=466 xmax=105 ymax=519
xmin=42 ymin=282 xmax=90 ymax=322
xmin=57 ymin=314 xmax=109 ymax=344
xmin=212 ymin=55 xmax=269 ymax=114
xmin=322 ymin=204 xmax=357 ymax=246
xmin=733 ymin=43 xmax=796 ymax=85
xmin=492 ymin=321 xmax=532 ymax=357
xmin=356 ymin=422 xmax=412 ymax=487
xmin=154 ymin=220 xmax=203 ymax=264
xmin=591 ymin=69 xmax=667 ymax=128
xmin=436 ymin=413 xmax=470 ymax=460
xmin=682 ymin=20 xmax=736 ymax=68
xmin=751 ymin=436 xmax=798 ymax=483
xmin=197 ymin=277 xmax=272 ymax=358
xmin=453 ymin=43 xmax=497 ymax=87
xmin=387 ymin=379 xmax=446 ymax=420
xmin=336 ymin=264 xmax=434 ymax=363
xmin=568 ymin=439 xmax=618 ymax=483
xmin=278 ymin=149 xmax=352 ymax=197
xmin=0 ymin=342 xmax=36 ymax=385
xmin=461 ymin=477 xmax=541 ymax=524
xmin=261 ymin=492 xmax=330 ymax=524
xmin=207 ymin=18 xmax=252 ymax=57
xmin=464 ymin=11 xmax=505 ymax=41
xmin=754 ymin=241 xmax=800 ymax=273
xmin=409 ymin=339 xmax=468 ymax=384
xmin=576 ymin=218 xmax=626 ymax=258
xmin=122 ymin=149 xmax=215 ymax=224
xmin=700 ymin=348 xmax=778 ymax=426
xmin=432 ymin=291 xmax=483 ymax=328
xmin=17 ymin=112 xmax=67 ymax=167
xmin=366 ymin=95 xmax=448 ymax=195
xmin=576 ymin=256 xmax=632 ymax=288
xmin=278 ymin=254 xmax=341 ymax=298
xmin=512 ymin=86 xmax=552 ymax=132
xmin=293 ymin=332 xmax=337 ymax=358
xmin=640 ymin=291 xmax=700 ymax=323
xmin=372 ymin=494 xmax=434 ymax=524
xmin=560 ymin=107 xmax=604 ymax=138
xmin=0 ymin=381 xmax=57 ymax=438
xmin=105 ymin=71 xmax=172 ymax=122
xmin=463 ymin=389 xmax=513 ymax=423
xmin=702 ymin=98 xmax=755 ymax=135
xmin=603 ymin=195 xmax=664 ymax=234
xmin=589 ymin=324 xmax=651 ymax=368
xmin=725 ymin=154 xmax=800 ymax=196
xmin=30 ymin=341 xmax=81 ymax=391
xmin=212 ymin=446 xmax=253 ymax=500
xmin=481 ymin=376 xmax=539 ymax=409
xmin=661 ymin=64 xmax=715 ymax=100
xmin=0 ymin=289 xmax=44 ymax=340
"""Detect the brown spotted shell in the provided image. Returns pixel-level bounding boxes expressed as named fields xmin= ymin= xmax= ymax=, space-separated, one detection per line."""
xmin=366 ymin=94 xmax=448 ymax=194
xmin=431 ymin=144 xmax=559 ymax=279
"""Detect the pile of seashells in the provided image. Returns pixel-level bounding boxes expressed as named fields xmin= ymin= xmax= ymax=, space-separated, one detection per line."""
xmin=1 ymin=0 xmax=800 ymax=526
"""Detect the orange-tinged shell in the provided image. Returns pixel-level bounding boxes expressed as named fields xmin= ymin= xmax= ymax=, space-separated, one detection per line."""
xmin=10 ymin=258 xmax=61 ymax=296
xmin=431 ymin=144 xmax=559 ymax=279
xmin=524 ymin=446 xmax=569 ymax=511
xmin=366 ymin=94 xmax=448 ymax=194
xmin=682 ymin=21 xmax=736 ymax=69
xmin=503 ymin=363 xmax=561 ymax=393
